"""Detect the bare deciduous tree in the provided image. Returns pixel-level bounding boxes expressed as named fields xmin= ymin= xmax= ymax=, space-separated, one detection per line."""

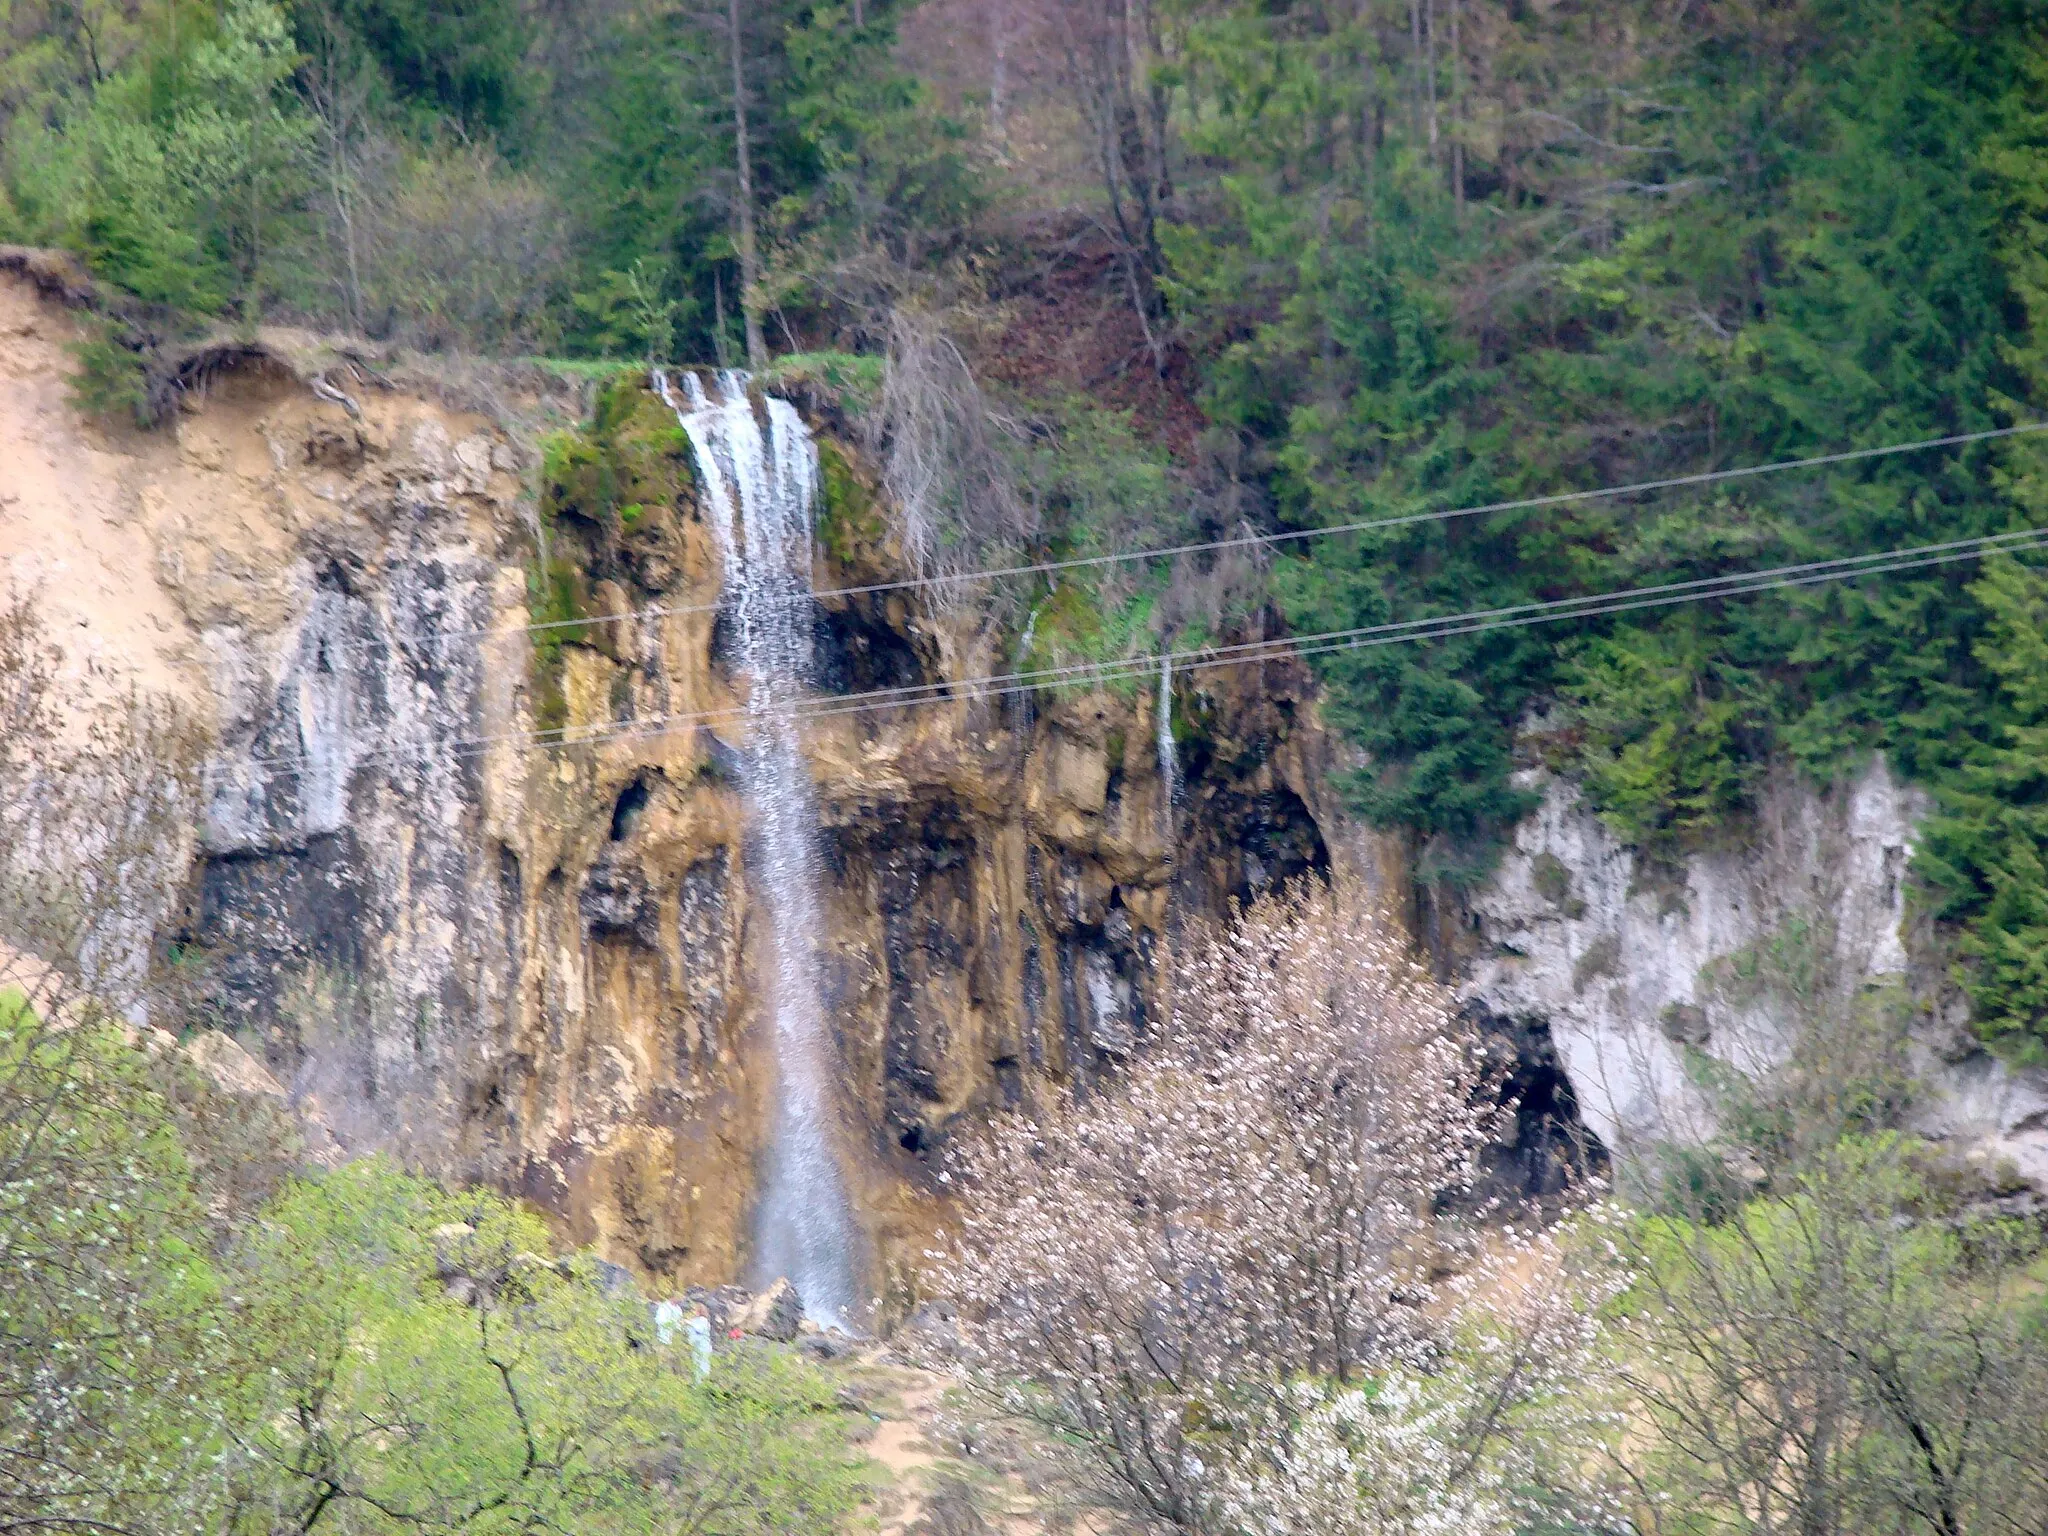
xmin=872 ymin=306 xmax=1032 ymax=588
xmin=1043 ymin=0 xmax=1180 ymax=373
xmin=934 ymin=880 xmax=1619 ymax=1533
xmin=1610 ymin=934 xmax=2048 ymax=1536
xmin=725 ymin=0 xmax=767 ymax=367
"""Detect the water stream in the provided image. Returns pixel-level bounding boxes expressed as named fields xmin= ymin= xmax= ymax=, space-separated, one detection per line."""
xmin=656 ymin=368 xmax=860 ymax=1327
xmin=1157 ymin=647 xmax=1178 ymax=834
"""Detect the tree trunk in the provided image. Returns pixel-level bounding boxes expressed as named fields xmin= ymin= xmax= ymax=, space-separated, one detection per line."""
xmin=990 ymin=0 xmax=1009 ymax=145
xmin=1451 ymin=0 xmax=1465 ymax=212
xmin=1425 ymin=0 xmax=1439 ymax=160
xmin=713 ymin=270 xmax=731 ymax=369
xmin=1409 ymin=0 xmax=1424 ymax=145
xmin=727 ymin=0 xmax=767 ymax=369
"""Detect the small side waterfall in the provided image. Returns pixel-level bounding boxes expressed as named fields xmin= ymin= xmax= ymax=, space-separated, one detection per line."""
xmin=656 ymin=369 xmax=860 ymax=1327
xmin=1157 ymin=647 xmax=1178 ymax=827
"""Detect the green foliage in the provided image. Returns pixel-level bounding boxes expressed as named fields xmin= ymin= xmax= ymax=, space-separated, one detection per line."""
xmin=527 ymin=380 xmax=700 ymax=734
xmin=815 ymin=435 xmax=884 ymax=566
xmin=551 ymin=0 xmax=984 ymax=361
xmin=65 ymin=317 xmax=148 ymax=423
xmin=4 ymin=0 xmax=316 ymax=312
xmin=299 ymin=0 xmax=535 ymax=143
xmin=1906 ymin=58 xmax=2048 ymax=1063
xmin=1155 ymin=0 xmax=2048 ymax=1037
xmin=7 ymin=0 xmax=2048 ymax=1051
xmin=759 ymin=349 xmax=885 ymax=411
xmin=1601 ymin=975 xmax=2048 ymax=1534
xmin=1560 ymin=620 xmax=1772 ymax=854
xmin=526 ymin=548 xmax=585 ymax=737
xmin=0 ymin=989 xmax=871 ymax=1532
xmin=777 ymin=3 xmax=981 ymax=265
xmin=1619 ymin=1132 xmax=2048 ymax=1535
xmin=1001 ymin=402 xmax=1186 ymax=688
xmin=541 ymin=425 xmax=612 ymax=522
xmin=0 ymin=997 xmax=236 ymax=1531
xmin=1917 ymin=557 xmax=2048 ymax=1062
xmin=572 ymin=257 xmax=687 ymax=365
xmin=228 ymin=1160 xmax=872 ymax=1534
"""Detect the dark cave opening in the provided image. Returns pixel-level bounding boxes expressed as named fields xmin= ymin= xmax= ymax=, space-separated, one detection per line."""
xmin=609 ymin=776 xmax=651 ymax=842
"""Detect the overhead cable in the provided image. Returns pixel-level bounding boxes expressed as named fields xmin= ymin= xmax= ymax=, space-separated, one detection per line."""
xmin=308 ymin=419 xmax=2048 ymax=661
xmin=233 ymin=523 xmax=2048 ymax=776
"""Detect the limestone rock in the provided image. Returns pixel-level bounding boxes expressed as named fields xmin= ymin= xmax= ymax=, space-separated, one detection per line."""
xmin=799 ymin=1329 xmax=854 ymax=1361
xmin=1463 ymin=762 xmax=2048 ymax=1194
xmin=736 ymin=1277 xmax=804 ymax=1342
xmin=181 ymin=1029 xmax=287 ymax=1099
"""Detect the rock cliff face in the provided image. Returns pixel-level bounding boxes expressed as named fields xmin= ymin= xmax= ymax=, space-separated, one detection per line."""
xmin=1464 ymin=762 xmax=2048 ymax=1191
xmin=10 ymin=266 xmax=2040 ymax=1301
xmin=0 ymin=272 xmax=1341 ymax=1299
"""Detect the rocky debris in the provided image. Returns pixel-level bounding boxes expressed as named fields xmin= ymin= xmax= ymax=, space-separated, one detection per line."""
xmin=798 ymin=1317 xmax=856 ymax=1361
xmin=679 ymin=1283 xmax=753 ymax=1335
xmin=432 ymin=1222 xmax=482 ymax=1304
xmin=183 ymin=1029 xmax=286 ymax=1098
xmin=430 ymin=1223 xmax=569 ymax=1307
xmin=594 ymin=1259 xmax=638 ymax=1298
xmin=735 ymin=1276 xmax=805 ymax=1342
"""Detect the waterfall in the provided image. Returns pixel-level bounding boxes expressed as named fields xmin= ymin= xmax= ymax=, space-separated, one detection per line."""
xmin=656 ymin=368 xmax=860 ymax=1328
xmin=1157 ymin=646 xmax=1178 ymax=825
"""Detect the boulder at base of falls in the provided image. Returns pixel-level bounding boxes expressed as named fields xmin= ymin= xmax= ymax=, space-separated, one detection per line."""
xmin=797 ymin=1322 xmax=854 ymax=1361
xmin=735 ymin=1277 xmax=804 ymax=1341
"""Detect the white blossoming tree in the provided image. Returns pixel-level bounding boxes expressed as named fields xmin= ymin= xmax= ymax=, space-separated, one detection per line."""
xmin=933 ymin=881 xmax=1621 ymax=1534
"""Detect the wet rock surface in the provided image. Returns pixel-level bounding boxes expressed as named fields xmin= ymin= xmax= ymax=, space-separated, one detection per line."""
xmin=0 ymin=276 xmax=1353 ymax=1297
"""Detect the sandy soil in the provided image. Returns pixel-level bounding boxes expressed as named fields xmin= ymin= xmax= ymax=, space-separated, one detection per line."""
xmin=0 ymin=279 xmax=208 ymax=723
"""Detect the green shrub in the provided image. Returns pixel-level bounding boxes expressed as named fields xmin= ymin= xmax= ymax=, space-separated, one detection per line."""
xmin=65 ymin=323 xmax=148 ymax=425
xmin=229 ymin=1160 xmax=873 ymax=1534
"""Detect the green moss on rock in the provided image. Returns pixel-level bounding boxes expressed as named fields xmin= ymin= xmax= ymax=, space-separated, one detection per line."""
xmin=816 ymin=438 xmax=884 ymax=568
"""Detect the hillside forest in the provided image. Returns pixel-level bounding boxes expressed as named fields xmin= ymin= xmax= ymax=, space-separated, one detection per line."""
xmin=5 ymin=1 xmax=2048 ymax=1533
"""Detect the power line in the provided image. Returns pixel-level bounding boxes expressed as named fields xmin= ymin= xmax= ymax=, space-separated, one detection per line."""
xmin=482 ymin=524 xmax=2048 ymax=755
xmin=308 ymin=418 xmax=2048 ymax=662
xmin=233 ymin=524 xmax=2048 ymax=776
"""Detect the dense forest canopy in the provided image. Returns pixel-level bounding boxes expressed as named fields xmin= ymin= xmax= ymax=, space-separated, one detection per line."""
xmin=6 ymin=0 xmax=2048 ymax=1059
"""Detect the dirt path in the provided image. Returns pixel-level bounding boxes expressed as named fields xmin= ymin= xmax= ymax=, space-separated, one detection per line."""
xmin=861 ymin=1364 xmax=948 ymax=1534
xmin=839 ymin=1351 xmax=1072 ymax=1536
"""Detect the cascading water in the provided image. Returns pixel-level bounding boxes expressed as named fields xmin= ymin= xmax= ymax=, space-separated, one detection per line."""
xmin=1157 ymin=647 xmax=1178 ymax=832
xmin=656 ymin=368 xmax=861 ymax=1327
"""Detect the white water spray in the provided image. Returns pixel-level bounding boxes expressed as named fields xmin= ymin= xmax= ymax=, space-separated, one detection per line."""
xmin=1157 ymin=646 xmax=1178 ymax=828
xmin=656 ymin=368 xmax=860 ymax=1326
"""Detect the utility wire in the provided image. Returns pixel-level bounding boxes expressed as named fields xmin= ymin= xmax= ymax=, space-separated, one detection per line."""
xmin=305 ymin=419 xmax=2048 ymax=662
xmin=231 ymin=524 xmax=2048 ymax=777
